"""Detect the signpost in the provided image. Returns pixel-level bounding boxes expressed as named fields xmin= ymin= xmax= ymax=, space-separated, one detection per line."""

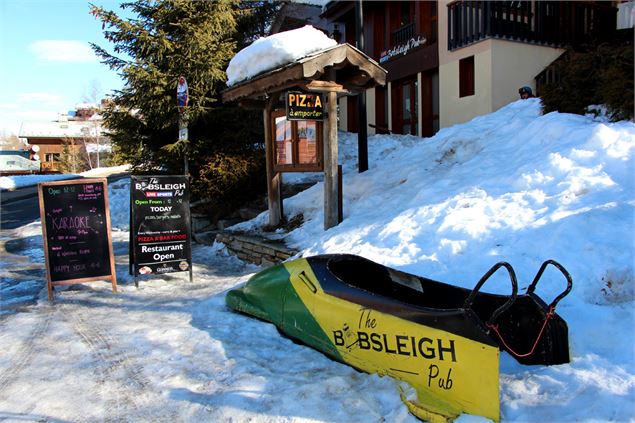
xmin=177 ymin=76 xmax=189 ymax=175
xmin=129 ymin=175 xmax=192 ymax=286
xmin=38 ymin=178 xmax=117 ymax=300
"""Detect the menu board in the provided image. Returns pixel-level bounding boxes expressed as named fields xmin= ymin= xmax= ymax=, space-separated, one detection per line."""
xmin=38 ymin=178 xmax=117 ymax=300
xmin=130 ymin=175 xmax=192 ymax=279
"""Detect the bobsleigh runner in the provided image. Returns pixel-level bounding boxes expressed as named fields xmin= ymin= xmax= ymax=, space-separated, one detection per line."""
xmin=226 ymin=254 xmax=572 ymax=422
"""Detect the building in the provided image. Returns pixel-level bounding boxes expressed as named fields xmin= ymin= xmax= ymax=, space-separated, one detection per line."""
xmin=19 ymin=103 xmax=110 ymax=172
xmin=321 ymin=0 xmax=620 ymax=137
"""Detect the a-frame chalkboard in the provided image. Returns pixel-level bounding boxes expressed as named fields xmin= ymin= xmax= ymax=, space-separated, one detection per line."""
xmin=38 ymin=178 xmax=117 ymax=300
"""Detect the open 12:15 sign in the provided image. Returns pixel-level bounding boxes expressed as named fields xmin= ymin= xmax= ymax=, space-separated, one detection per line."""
xmin=38 ymin=178 xmax=117 ymax=300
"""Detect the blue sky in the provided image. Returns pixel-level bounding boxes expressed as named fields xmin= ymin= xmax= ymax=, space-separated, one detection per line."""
xmin=0 ymin=0 xmax=130 ymax=135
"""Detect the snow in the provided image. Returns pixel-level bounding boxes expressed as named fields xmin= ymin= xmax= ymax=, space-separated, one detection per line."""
xmin=226 ymin=25 xmax=337 ymax=87
xmin=0 ymin=165 xmax=130 ymax=190
xmin=1 ymin=99 xmax=634 ymax=422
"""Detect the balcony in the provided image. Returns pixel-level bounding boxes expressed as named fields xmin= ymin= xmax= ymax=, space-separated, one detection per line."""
xmin=447 ymin=1 xmax=617 ymax=51
xmin=394 ymin=22 xmax=416 ymax=44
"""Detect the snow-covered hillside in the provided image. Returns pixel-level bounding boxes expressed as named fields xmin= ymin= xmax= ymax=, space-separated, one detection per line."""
xmin=234 ymin=98 xmax=635 ymax=421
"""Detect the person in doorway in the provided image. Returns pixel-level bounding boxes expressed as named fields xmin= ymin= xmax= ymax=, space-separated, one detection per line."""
xmin=518 ymin=86 xmax=534 ymax=99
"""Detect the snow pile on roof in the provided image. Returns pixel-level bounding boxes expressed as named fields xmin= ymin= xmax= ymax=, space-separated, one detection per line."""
xmin=226 ymin=25 xmax=337 ymax=86
xmin=19 ymin=120 xmax=103 ymax=138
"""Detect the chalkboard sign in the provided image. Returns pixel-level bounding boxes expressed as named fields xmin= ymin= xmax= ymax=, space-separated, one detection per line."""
xmin=130 ymin=175 xmax=192 ymax=282
xmin=38 ymin=178 xmax=117 ymax=300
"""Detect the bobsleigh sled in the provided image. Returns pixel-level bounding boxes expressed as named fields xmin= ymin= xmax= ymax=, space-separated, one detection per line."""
xmin=226 ymin=254 xmax=572 ymax=422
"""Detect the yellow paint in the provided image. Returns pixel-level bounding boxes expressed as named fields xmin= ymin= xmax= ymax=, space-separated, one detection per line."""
xmin=285 ymin=260 xmax=500 ymax=422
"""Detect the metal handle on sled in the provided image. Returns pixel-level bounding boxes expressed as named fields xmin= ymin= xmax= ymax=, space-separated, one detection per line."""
xmin=463 ymin=262 xmax=519 ymax=324
xmin=526 ymin=259 xmax=573 ymax=310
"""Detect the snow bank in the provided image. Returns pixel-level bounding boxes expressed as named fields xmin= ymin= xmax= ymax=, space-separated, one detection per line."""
xmin=233 ymin=99 xmax=635 ymax=421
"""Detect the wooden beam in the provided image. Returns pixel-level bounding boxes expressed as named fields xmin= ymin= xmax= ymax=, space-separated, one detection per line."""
xmin=302 ymin=44 xmax=386 ymax=87
xmin=323 ymin=77 xmax=339 ymax=230
xmin=303 ymin=80 xmax=348 ymax=93
xmin=263 ymin=97 xmax=281 ymax=226
xmin=223 ymin=64 xmax=304 ymax=102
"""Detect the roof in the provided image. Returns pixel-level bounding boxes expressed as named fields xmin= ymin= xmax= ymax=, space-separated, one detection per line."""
xmin=222 ymin=43 xmax=386 ymax=103
xmin=0 ymin=154 xmax=40 ymax=172
xmin=19 ymin=119 xmax=104 ymax=139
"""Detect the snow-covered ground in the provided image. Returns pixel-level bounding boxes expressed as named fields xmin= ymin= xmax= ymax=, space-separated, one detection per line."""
xmin=0 ymin=164 xmax=131 ymax=190
xmin=1 ymin=99 xmax=633 ymax=422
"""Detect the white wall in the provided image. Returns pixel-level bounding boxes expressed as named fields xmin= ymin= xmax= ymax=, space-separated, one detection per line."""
xmin=437 ymin=0 xmax=565 ymax=129
xmin=439 ymin=46 xmax=493 ymax=128
xmin=490 ymin=40 xmax=564 ymax=111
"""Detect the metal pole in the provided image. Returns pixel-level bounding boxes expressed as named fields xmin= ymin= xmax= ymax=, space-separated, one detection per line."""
xmin=356 ymin=0 xmax=368 ymax=173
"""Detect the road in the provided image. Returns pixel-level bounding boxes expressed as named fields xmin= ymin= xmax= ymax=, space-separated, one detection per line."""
xmin=1 ymin=173 xmax=129 ymax=229
xmin=0 ymin=185 xmax=40 ymax=229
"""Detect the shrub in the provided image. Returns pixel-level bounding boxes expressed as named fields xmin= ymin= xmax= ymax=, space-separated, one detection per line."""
xmin=192 ymin=148 xmax=266 ymax=222
xmin=541 ymin=33 xmax=634 ymax=122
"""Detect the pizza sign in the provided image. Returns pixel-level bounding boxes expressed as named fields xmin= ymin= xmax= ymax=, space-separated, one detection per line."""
xmin=285 ymin=91 xmax=325 ymax=121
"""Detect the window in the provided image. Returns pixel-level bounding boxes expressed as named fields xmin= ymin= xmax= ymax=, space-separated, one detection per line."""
xmin=297 ymin=121 xmax=317 ymax=164
xmin=459 ymin=56 xmax=475 ymax=97
xmin=272 ymin=110 xmax=323 ymax=172
xmin=45 ymin=153 xmax=60 ymax=162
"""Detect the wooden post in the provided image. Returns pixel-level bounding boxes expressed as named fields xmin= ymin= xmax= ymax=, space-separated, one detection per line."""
xmin=264 ymin=97 xmax=282 ymax=226
xmin=324 ymin=88 xmax=339 ymax=230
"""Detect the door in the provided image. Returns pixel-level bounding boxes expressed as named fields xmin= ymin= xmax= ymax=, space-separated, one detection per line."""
xmin=392 ymin=76 xmax=418 ymax=135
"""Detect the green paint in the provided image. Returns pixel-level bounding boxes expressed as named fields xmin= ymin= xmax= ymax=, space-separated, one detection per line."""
xmin=226 ymin=260 xmax=343 ymax=362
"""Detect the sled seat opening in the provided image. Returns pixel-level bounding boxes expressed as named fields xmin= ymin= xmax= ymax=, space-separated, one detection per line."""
xmin=328 ymin=255 xmax=479 ymax=311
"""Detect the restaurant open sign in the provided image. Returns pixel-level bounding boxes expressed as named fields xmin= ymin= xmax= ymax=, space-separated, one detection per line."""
xmin=286 ymin=91 xmax=325 ymax=121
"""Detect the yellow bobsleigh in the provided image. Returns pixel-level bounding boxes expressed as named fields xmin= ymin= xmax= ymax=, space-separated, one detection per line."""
xmin=226 ymin=254 xmax=572 ymax=422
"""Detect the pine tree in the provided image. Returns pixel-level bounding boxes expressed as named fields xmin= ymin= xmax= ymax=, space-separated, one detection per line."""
xmin=91 ymin=0 xmax=279 ymax=217
xmin=90 ymin=0 xmax=239 ymax=169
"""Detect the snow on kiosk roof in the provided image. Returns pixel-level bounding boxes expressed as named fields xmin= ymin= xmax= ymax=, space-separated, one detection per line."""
xmin=222 ymin=42 xmax=386 ymax=103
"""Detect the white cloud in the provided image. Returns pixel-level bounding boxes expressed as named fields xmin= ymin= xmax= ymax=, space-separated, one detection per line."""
xmin=30 ymin=40 xmax=97 ymax=63
xmin=17 ymin=92 xmax=65 ymax=105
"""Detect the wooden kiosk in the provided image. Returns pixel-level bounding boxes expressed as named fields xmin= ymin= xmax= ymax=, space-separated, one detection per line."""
xmin=222 ymin=43 xmax=386 ymax=230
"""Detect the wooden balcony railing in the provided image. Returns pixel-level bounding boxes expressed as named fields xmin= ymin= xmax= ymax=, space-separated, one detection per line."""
xmin=394 ymin=22 xmax=416 ymax=44
xmin=447 ymin=1 xmax=617 ymax=51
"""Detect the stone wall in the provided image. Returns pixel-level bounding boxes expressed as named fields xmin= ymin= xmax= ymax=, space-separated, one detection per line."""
xmin=215 ymin=232 xmax=297 ymax=267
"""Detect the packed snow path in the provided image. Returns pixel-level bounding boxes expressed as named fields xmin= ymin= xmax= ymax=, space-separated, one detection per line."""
xmin=0 ymin=227 xmax=417 ymax=422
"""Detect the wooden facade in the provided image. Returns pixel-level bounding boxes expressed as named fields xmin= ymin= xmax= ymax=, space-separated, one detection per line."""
xmin=323 ymin=1 xmax=441 ymax=137
xmin=322 ymin=1 xmax=618 ymax=136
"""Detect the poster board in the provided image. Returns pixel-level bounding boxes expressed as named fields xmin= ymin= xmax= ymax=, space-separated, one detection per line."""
xmin=38 ymin=178 xmax=117 ymax=300
xmin=129 ymin=175 xmax=192 ymax=284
